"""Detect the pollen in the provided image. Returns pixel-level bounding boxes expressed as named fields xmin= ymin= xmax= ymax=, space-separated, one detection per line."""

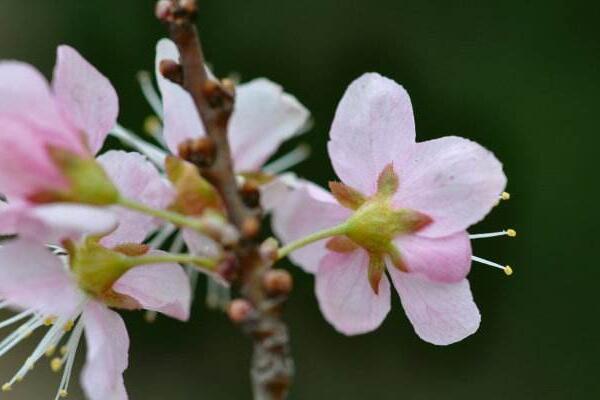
xmin=45 ymin=345 xmax=57 ymax=357
xmin=63 ymin=320 xmax=74 ymax=332
xmin=506 ymin=229 xmax=517 ymax=237
xmin=501 ymin=191 xmax=511 ymax=200
xmin=504 ymin=266 xmax=513 ymax=276
xmin=51 ymin=358 xmax=63 ymax=372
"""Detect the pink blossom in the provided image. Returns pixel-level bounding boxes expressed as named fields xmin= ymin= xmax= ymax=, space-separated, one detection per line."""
xmin=0 ymin=45 xmax=117 ymax=200
xmin=153 ymin=38 xmax=310 ymax=252
xmin=155 ymin=38 xmax=310 ymax=172
xmin=0 ymin=239 xmax=191 ymax=399
xmin=273 ymin=73 xmax=507 ymax=345
xmin=0 ymin=45 xmax=121 ymax=242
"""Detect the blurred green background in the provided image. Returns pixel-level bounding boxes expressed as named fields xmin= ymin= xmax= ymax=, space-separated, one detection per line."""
xmin=0 ymin=0 xmax=598 ymax=399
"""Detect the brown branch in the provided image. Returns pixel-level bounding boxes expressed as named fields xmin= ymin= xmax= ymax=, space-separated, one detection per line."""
xmin=156 ymin=1 xmax=294 ymax=399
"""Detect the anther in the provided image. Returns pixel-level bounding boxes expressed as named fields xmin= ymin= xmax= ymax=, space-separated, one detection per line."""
xmin=2 ymin=383 xmax=11 ymax=392
xmin=51 ymin=358 xmax=63 ymax=372
xmin=63 ymin=321 xmax=74 ymax=332
xmin=506 ymin=229 xmax=517 ymax=237
xmin=45 ymin=345 xmax=57 ymax=357
xmin=472 ymin=256 xmax=514 ymax=277
xmin=44 ymin=316 xmax=57 ymax=326
xmin=501 ymin=192 xmax=511 ymax=200
xmin=59 ymin=389 xmax=68 ymax=398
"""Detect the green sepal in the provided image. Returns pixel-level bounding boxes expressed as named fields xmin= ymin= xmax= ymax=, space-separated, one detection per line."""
xmin=376 ymin=163 xmax=399 ymax=197
xmin=368 ymin=253 xmax=386 ymax=295
xmin=326 ymin=236 xmax=359 ymax=253
xmin=165 ymin=156 xmax=222 ymax=215
xmin=30 ymin=146 xmax=119 ymax=205
xmin=329 ymin=181 xmax=367 ymax=210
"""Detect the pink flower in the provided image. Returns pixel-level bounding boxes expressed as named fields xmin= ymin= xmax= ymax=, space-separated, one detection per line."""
xmin=0 ymin=239 xmax=191 ymax=399
xmin=152 ymin=38 xmax=310 ymax=253
xmin=0 ymin=45 xmax=122 ymax=242
xmin=0 ymin=45 xmax=118 ymax=201
xmin=273 ymin=73 xmax=507 ymax=345
xmin=155 ymin=38 xmax=310 ymax=172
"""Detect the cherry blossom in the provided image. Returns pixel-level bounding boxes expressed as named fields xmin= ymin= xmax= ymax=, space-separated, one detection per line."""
xmin=273 ymin=73 xmax=507 ymax=345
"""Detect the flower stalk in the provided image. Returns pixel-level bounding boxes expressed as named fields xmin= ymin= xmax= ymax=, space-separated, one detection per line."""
xmin=277 ymin=223 xmax=348 ymax=260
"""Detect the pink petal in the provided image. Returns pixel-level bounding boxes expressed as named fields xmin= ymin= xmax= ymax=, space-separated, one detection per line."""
xmin=229 ymin=78 xmax=309 ymax=171
xmin=394 ymin=231 xmax=472 ymax=283
xmin=52 ymin=45 xmax=119 ymax=154
xmin=81 ymin=301 xmax=129 ymax=400
xmin=259 ymin=173 xmax=300 ymax=213
xmin=388 ymin=269 xmax=480 ymax=345
xmin=327 ymin=73 xmax=416 ymax=194
xmin=155 ymin=39 xmax=205 ymax=155
xmin=112 ymin=254 xmax=191 ymax=321
xmin=394 ymin=136 xmax=506 ymax=237
xmin=182 ymin=229 xmax=221 ymax=259
xmin=0 ymin=61 xmax=74 ymax=142
xmin=316 ymin=251 xmax=391 ymax=335
xmin=0 ymin=239 xmax=83 ymax=316
xmin=0 ymin=116 xmax=70 ymax=198
xmin=22 ymin=203 xmax=118 ymax=244
xmin=97 ymin=151 xmax=174 ymax=248
xmin=271 ymin=180 xmax=350 ymax=273
xmin=0 ymin=200 xmax=15 ymax=235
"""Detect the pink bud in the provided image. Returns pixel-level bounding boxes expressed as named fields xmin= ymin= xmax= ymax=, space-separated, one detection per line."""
xmin=155 ymin=0 xmax=172 ymax=21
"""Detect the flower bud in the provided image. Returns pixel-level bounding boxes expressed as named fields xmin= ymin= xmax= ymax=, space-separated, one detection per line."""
xmin=263 ymin=270 xmax=293 ymax=296
xmin=228 ymin=299 xmax=253 ymax=323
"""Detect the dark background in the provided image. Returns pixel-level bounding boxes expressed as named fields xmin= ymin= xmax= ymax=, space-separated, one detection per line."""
xmin=1 ymin=0 xmax=598 ymax=399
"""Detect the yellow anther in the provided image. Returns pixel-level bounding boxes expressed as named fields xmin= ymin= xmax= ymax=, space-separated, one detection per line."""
xmin=63 ymin=320 xmax=74 ymax=332
xmin=59 ymin=389 xmax=68 ymax=398
xmin=51 ymin=358 xmax=63 ymax=372
xmin=504 ymin=266 xmax=513 ymax=276
xmin=45 ymin=345 xmax=57 ymax=357
xmin=506 ymin=229 xmax=517 ymax=237
xmin=501 ymin=192 xmax=511 ymax=200
xmin=44 ymin=316 xmax=57 ymax=326
xmin=144 ymin=310 xmax=157 ymax=324
xmin=143 ymin=115 xmax=161 ymax=136
xmin=2 ymin=383 xmax=11 ymax=392
xmin=60 ymin=346 xmax=68 ymax=356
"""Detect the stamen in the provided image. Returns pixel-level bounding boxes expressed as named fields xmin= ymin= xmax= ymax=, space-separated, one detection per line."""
xmin=263 ymin=144 xmax=311 ymax=174
xmin=470 ymin=229 xmax=517 ymax=239
xmin=4 ymin=314 xmax=71 ymax=387
xmin=0 ymin=315 xmax=44 ymax=357
xmin=500 ymin=191 xmax=511 ymax=200
xmin=148 ymin=224 xmax=177 ymax=249
xmin=472 ymin=256 xmax=513 ymax=276
xmin=136 ymin=71 xmax=163 ymax=118
xmin=54 ymin=319 xmax=84 ymax=400
xmin=0 ymin=310 xmax=35 ymax=330
xmin=110 ymin=124 xmax=168 ymax=166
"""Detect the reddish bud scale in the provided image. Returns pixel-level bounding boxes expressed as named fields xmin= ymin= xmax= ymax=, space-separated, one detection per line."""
xmin=263 ymin=270 xmax=293 ymax=296
xmin=159 ymin=59 xmax=183 ymax=84
xmin=228 ymin=299 xmax=253 ymax=323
